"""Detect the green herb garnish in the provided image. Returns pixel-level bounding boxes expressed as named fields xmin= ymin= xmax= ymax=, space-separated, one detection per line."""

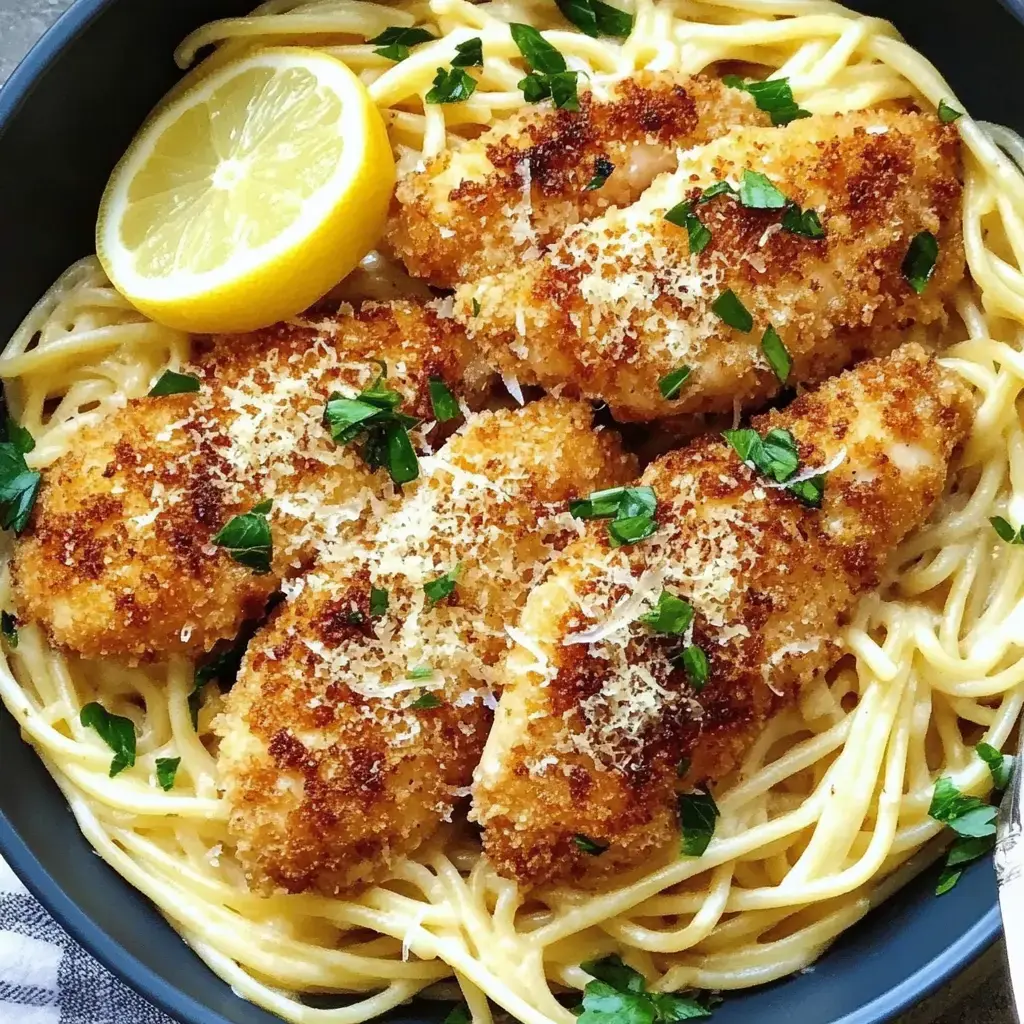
xmin=370 ymin=585 xmax=389 ymax=617
xmin=424 ymin=564 xmax=461 ymax=604
xmin=679 ymin=789 xmax=719 ymax=857
xmin=213 ymin=501 xmax=273 ymax=575
xmin=737 ymin=169 xmax=787 ymax=209
xmin=724 ymin=75 xmax=811 ymax=126
xmin=722 ymin=426 xmax=827 ymax=508
xmin=584 ymin=156 xmax=614 ymax=191
xmin=410 ymin=690 xmax=443 ymax=710
xmin=571 ymin=485 xmax=658 ymax=548
xmin=711 ymin=289 xmax=753 ymax=332
xmin=761 ymin=325 xmax=791 ymax=383
xmin=902 ymin=231 xmax=939 ymax=294
xmin=573 ymin=833 xmax=609 ymax=855
xmin=556 ymin=0 xmax=633 ymax=38
xmin=781 ymin=203 xmax=825 ymax=238
xmin=406 ymin=665 xmax=435 ymax=680
xmin=511 ymin=23 xmax=580 ymax=110
xmin=938 ymin=99 xmax=963 ymax=124
xmin=698 ymin=181 xmax=736 ymax=204
xmin=155 ymin=756 xmax=181 ymax=791
xmin=639 ymin=591 xmax=694 ymax=635
xmin=977 ymin=742 xmax=1015 ymax=791
xmin=370 ymin=26 xmax=436 ymax=62
xmin=80 ymin=702 xmax=136 ymax=777
xmin=659 ymin=366 xmax=692 ymax=400
xmin=452 ymin=36 xmax=484 ymax=67
xmin=0 ymin=430 xmax=41 ymax=534
xmin=1 ymin=611 xmax=17 ymax=649
xmin=426 ymin=65 xmax=477 ymax=104
xmin=471 ymin=298 xmax=481 ymax=317
xmin=990 ymin=516 xmax=1024 ymax=545
xmin=579 ymin=956 xmax=714 ymax=1024
xmin=149 ymin=370 xmax=201 ymax=397
xmin=429 ymin=377 xmax=460 ymax=423
xmin=665 ymin=200 xmax=712 ymax=255
xmin=678 ymin=645 xmax=710 ymax=690
xmin=442 ymin=1005 xmax=471 ymax=1024
xmin=194 ymin=633 xmax=250 ymax=689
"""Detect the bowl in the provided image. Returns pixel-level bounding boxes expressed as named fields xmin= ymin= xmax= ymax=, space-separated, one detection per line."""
xmin=0 ymin=1 xmax=1021 ymax=1022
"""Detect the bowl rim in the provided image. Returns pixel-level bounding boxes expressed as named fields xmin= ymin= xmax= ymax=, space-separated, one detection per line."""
xmin=0 ymin=1 xmax=1009 ymax=1022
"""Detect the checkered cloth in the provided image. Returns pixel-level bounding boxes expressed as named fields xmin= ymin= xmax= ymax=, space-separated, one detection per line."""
xmin=0 ymin=856 xmax=173 ymax=1024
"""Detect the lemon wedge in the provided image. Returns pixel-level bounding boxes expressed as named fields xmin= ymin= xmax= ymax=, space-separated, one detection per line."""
xmin=96 ymin=48 xmax=394 ymax=333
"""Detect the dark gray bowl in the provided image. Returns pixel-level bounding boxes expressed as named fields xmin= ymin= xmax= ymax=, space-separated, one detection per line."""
xmin=1 ymin=1 xmax=1022 ymax=1022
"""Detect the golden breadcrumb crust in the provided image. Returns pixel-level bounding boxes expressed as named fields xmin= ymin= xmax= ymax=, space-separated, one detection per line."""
xmin=387 ymin=73 xmax=767 ymax=288
xmin=216 ymin=398 xmax=636 ymax=895
xmin=12 ymin=302 xmax=487 ymax=665
xmin=458 ymin=110 xmax=964 ymax=422
xmin=472 ymin=345 xmax=973 ymax=888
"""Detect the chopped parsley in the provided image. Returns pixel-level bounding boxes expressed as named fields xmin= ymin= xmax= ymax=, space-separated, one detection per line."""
xmin=579 ymin=956 xmax=714 ymax=1024
xmin=406 ymin=665 xmax=435 ymax=680
xmin=155 ymin=756 xmax=180 ymax=791
xmin=369 ymin=26 xmax=436 ymax=62
xmin=711 ymin=289 xmax=753 ymax=332
xmin=410 ymin=690 xmax=443 ymax=710
xmin=679 ymin=789 xmax=719 ymax=856
xmin=678 ymin=645 xmax=710 ymax=691
xmin=429 ymin=377 xmax=460 ymax=422
xmin=442 ymin=1005 xmax=471 ymax=1024
xmin=571 ymin=485 xmax=658 ymax=548
xmin=1 ymin=610 xmax=17 ymax=649
xmin=510 ymin=23 xmax=580 ymax=110
xmin=426 ymin=65 xmax=477 ymax=104
xmin=991 ymin=516 xmax=1024 ymax=545
xmin=471 ymin=298 xmax=481 ymax=317
xmin=938 ymin=99 xmax=963 ymax=124
xmin=573 ymin=833 xmax=609 ymax=855
xmin=664 ymin=200 xmax=712 ymax=255
xmin=639 ymin=591 xmax=694 ymax=635
xmin=556 ymin=0 xmax=633 ymax=38
xmin=80 ymin=702 xmax=136 ymax=777
xmin=723 ymin=74 xmax=811 ymax=126
xmin=195 ymin=632 xmax=251 ymax=689
xmin=424 ymin=564 xmax=461 ymax=604
xmin=902 ymin=231 xmax=939 ymax=294
xmin=723 ymin=426 xmax=826 ymax=508
xmin=370 ymin=585 xmax=389 ymax=617
xmin=659 ymin=365 xmax=692 ymax=399
xmin=213 ymin=501 xmax=273 ymax=575
xmin=737 ymin=169 xmax=787 ymax=209
xmin=0 ymin=422 xmax=41 ymax=534
xmin=584 ymin=156 xmax=614 ymax=191
xmin=324 ymin=362 xmax=420 ymax=484
xmin=451 ymin=36 xmax=484 ymax=67
xmin=698 ymin=181 xmax=736 ymax=204
xmin=781 ymin=203 xmax=825 ymax=238
xmin=761 ymin=326 xmax=791 ymax=383
xmin=149 ymin=370 xmax=201 ymax=396
xmin=928 ymin=752 xmax=1012 ymax=895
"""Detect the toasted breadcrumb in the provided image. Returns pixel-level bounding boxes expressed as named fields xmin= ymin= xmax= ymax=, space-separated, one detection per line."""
xmin=215 ymin=398 xmax=636 ymax=895
xmin=387 ymin=73 xmax=767 ymax=288
xmin=457 ymin=110 xmax=964 ymax=422
xmin=11 ymin=302 xmax=489 ymax=665
xmin=471 ymin=345 xmax=973 ymax=888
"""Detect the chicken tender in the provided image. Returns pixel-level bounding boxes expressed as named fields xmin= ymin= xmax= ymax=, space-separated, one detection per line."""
xmin=215 ymin=398 xmax=636 ymax=895
xmin=12 ymin=302 xmax=489 ymax=665
xmin=471 ymin=345 xmax=973 ymax=888
xmin=458 ymin=110 xmax=964 ymax=423
xmin=387 ymin=73 xmax=767 ymax=288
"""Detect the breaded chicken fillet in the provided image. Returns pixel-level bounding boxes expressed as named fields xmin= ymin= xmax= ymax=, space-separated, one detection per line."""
xmin=457 ymin=110 xmax=964 ymax=422
xmin=472 ymin=345 xmax=973 ymax=888
xmin=387 ymin=73 xmax=767 ymax=288
xmin=12 ymin=302 xmax=489 ymax=665
xmin=215 ymin=398 xmax=635 ymax=895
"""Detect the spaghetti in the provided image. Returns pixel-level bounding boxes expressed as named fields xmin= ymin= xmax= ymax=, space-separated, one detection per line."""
xmin=2 ymin=1 xmax=1024 ymax=1022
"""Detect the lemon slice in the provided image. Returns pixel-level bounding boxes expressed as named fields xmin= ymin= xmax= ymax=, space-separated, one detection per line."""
xmin=97 ymin=48 xmax=395 ymax=334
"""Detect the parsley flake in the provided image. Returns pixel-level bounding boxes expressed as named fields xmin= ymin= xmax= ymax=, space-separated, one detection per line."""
xmin=573 ymin=833 xmax=609 ymax=855
xmin=711 ymin=289 xmax=753 ymax=332
xmin=4 ymin=417 xmax=34 ymax=455
xmin=471 ymin=298 xmax=481 ymax=317
xmin=977 ymin=742 xmax=1015 ymax=791
xmin=556 ymin=0 xmax=633 ymax=38
xmin=659 ymin=365 xmax=692 ymax=400
xmin=442 ymin=1005 xmax=471 ymax=1024
xmin=679 ymin=789 xmax=719 ymax=856
xmin=938 ymin=99 xmax=963 ymax=123
xmin=724 ymin=75 xmax=811 ymax=126
xmin=678 ymin=645 xmax=710 ymax=690
xmin=928 ymin=772 xmax=1004 ymax=894
xmin=410 ymin=690 xmax=443 ymax=710
xmin=149 ymin=370 xmax=201 ymax=397
xmin=665 ymin=200 xmax=712 ymax=255
xmin=195 ymin=632 xmax=251 ymax=689
xmin=424 ymin=564 xmax=461 ymax=604
xmin=737 ymin=169 xmax=787 ymax=209
xmin=584 ymin=156 xmax=614 ymax=191
xmin=639 ymin=591 xmax=694 ymax=635
xmin=429 ymin=377 xmax=460 ymax=422
xmin=155 ymin=756 xmax=180 ymax=791
xmin=370 ymin=585 xmax=389 ymax=617
xmin=369 ymin=26 xmax=436 ymax=62
xmin=990 ymin=516 xmax=1024 ymax=544
xmin=698 ymin=181 xmax=736 ymax=204
xmin=80 ymin=702 xmax=137 ymax=777
xmin=406 ymin=665 xmax=435 ymax=680
xmin=452 ymin=37 xmax=484 ymax=67
xmin=213 ymin=501 xmax=273 ymax=575
xmin=722 ymin=426 xmax=828 ymax=508
xmin=1 ymin=610 xmax=17 ymax=649
xmin=511 ymin=23 xmax=580 ymax=110
xmin=781 ymin=203 xmax=825 ymax=238
xmin=902 ymin=231 xmax=939 ymax=294
xmin=579 ymin=956 xmax=713 ymax=1024
xmin=426 ymin=65 xmax=477 ymax=104
xmin=571 ymin=485 xmax=658 ymax=548
xmin=0 ymin=434 xmax=41 ymax=534
xmin=761 ymin=325 xmax=791 ymax=383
